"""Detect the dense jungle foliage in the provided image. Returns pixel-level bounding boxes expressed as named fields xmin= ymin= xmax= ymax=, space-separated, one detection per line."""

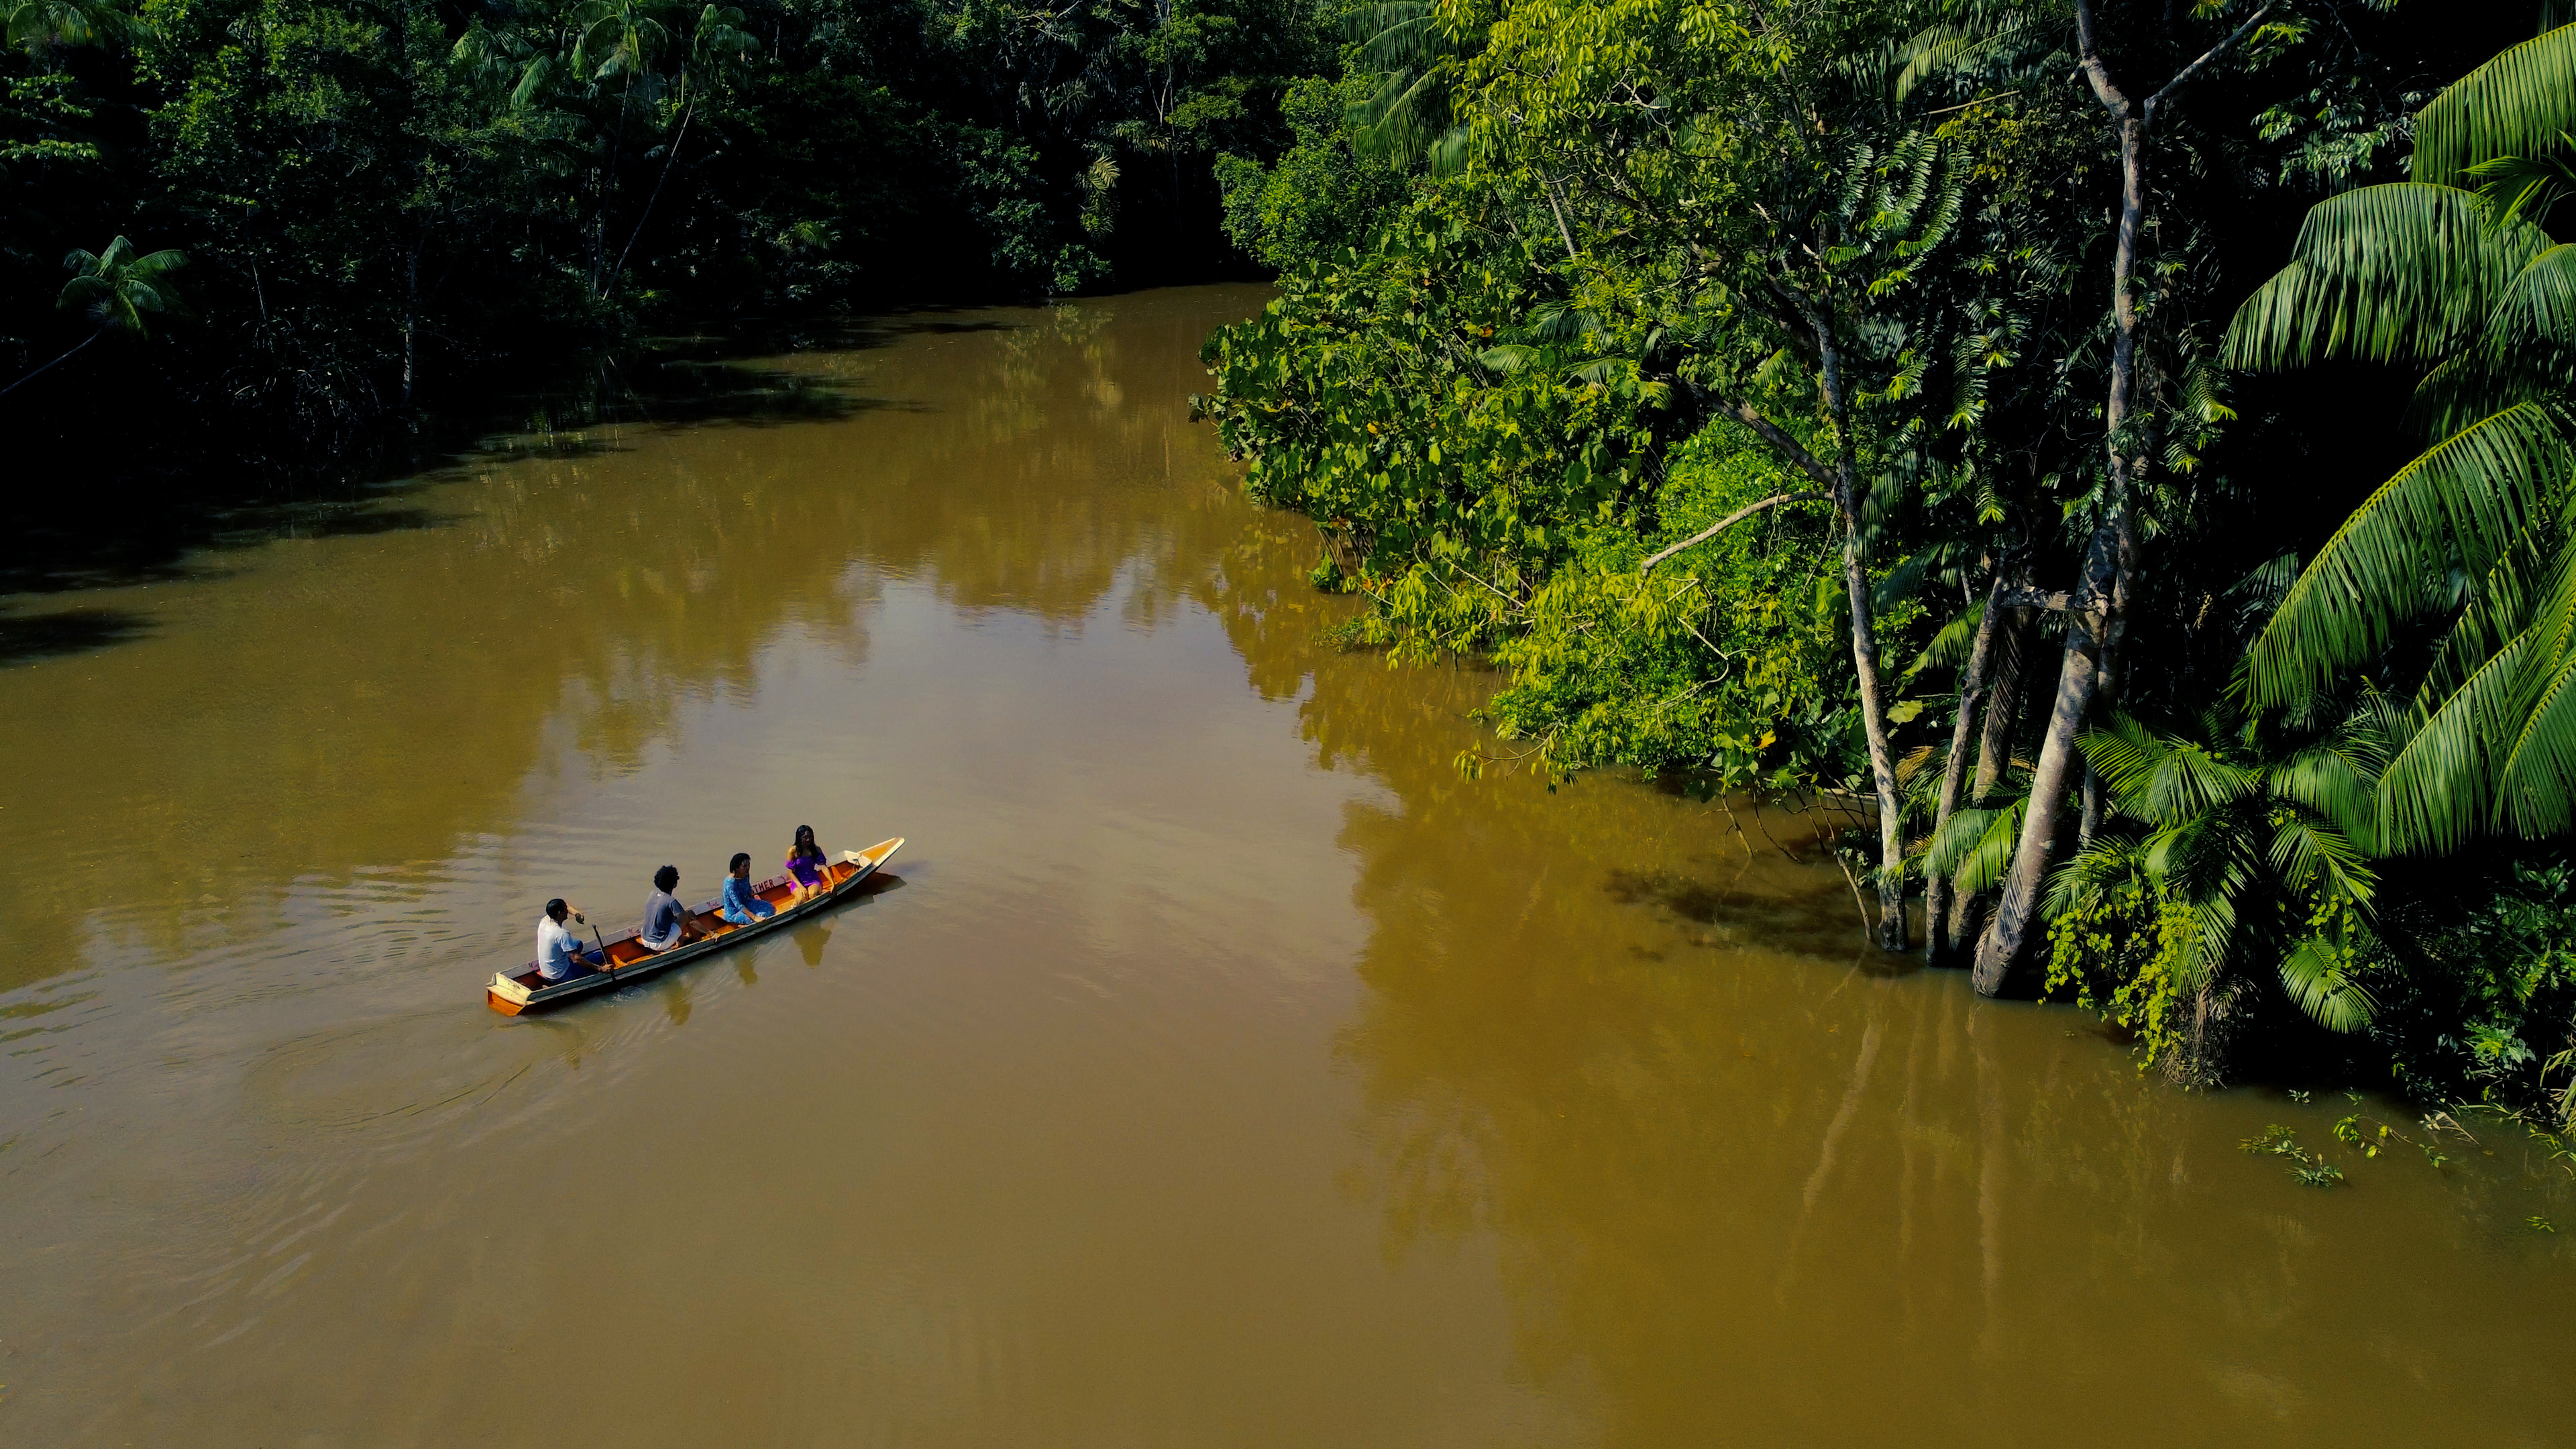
xmin=1195 ymin=0 xmax=2576 ymax=1122
xmin=1 ymin=0 xmax=1320 ymax=524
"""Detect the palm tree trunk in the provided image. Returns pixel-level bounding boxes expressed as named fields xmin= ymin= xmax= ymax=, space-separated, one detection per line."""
xmin=592 ymin=81 xmax=635 ymax=298
xmin=1972 ymin=0 xmax=2273 ymax=996
xmin=1926 ymin=572 xmax=2007 ymax=964
xmin=607 ymin=94 xmax=693 ymax=297
xmin=1972 ymin=604 xmax=2030 ymax=802
xmin=0 ymin=327 xmax=104 ymax=400
xmin=1944 ymin=600 xmax=2031 ymax=958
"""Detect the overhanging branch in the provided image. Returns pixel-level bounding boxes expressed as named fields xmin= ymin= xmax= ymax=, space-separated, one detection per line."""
xmin=1641 ymin=490 xmax=1827 ymax=573
xmin=2147 ymin=3 xmax=2279 ymax=118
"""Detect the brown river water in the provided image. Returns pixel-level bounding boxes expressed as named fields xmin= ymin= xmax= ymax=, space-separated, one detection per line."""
xmin=1 ymin=285 xmax=2570 ymax=1445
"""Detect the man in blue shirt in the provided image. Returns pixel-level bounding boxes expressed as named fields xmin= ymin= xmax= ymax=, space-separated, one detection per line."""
xmin=719 ymin=853 xmax=777 ymax=925
xmin=537 ymin=898 xmax=604 ymax=981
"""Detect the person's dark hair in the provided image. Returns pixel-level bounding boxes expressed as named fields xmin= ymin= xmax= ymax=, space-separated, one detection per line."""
xmin=653 ymin=865 xmax=679 ymax=892
xmin=545 ymin=898 xmax=568 ymax=920
xmin=792 ymin=824 xmax=820 ymax=861
xmin=729 ymin=852 xmax=751 ymax=873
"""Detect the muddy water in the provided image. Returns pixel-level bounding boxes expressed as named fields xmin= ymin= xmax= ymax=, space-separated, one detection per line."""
xmin=0 ymin=286 xmax=2568 ymax=1446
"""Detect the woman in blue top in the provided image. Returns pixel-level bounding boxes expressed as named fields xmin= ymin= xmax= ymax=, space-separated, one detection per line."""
xmin=718 ymin=853 xmax=777 ymax=926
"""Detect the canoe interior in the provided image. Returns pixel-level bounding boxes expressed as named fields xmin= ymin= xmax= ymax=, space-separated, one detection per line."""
xmin=499 ymin=838 xmax=902 ymax=993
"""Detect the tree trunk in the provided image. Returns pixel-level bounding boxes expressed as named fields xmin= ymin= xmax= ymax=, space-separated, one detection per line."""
xmin=1926 ymin=572 xmax=2006 ymax=965
xmin=592 ymin=84 xmax=634 ymax=298
xmin=2082 ymin=496 xmax=2142 ymax=845
xmin=1971 ymin=1 xmax=2271 ymax=995
xmin=0 ymin=327 xmax=103 ymax=400
xmin=1815 ymin=321 xmax=1909 ymax=952
xmin=607 ymin=95 xmax=694 ymax=297
xmin=1973 ymin=119 xmax=2144 ymax=990
xmin=1972 ymin=605 xmax=2031 ymax=802
xmin=401 ymin=231 xmax=420 ymax=420
xmin=1945 ymin=600 xmax=2031 ymax=958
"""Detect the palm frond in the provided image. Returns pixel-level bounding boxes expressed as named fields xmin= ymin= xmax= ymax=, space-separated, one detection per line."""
xmin=1561 ymin=357 xmax=1634 ymax=388
xmin=2467 ymin=148 xmax=2576 ymax=225
xmin=2243 ymin=401 xmax=2574 ymax=708
xmin=2413 ymin=23 xmax=2576 ymax=189
xmin=2475 ymin=242 xmax=2576 ymax=374
xmin=2270 ymin=733 xmax=2387 ymax=844
xmin=2495 ymin=643 xmax=2576 ymax=837
xmin=1342 ymin=1 xmax=1444 ymax=65
xmin=2223 ymin=184 xmax=2551 ymax=372
xmin=2278 ymin=935 xmax=2378 ymax=1032
xmin=2163 ymin=897 xmax=2226 ymax=994
xmin=2141 ymin=817 xmax=2259 ymax=934
xmin=2041 ymin=836 xmax=2150 ymax=918
xmin=1883 ymin=9 xmax=2037 ymax=105
xmin=1342 ymin=1 xmax=1470 ymax=165
xmin=2489 ymin=547 xmax=2576 ymax=837
xmin=2082 ymin=714 xmax=2260 ymax=822
xmin=6 ymin=0 xmax=132 ymax=49
xmin=1910 ymin=595 xmax=1986 ymax=676
xmin=1525 ymin=300 xmax=1600 ymax=341
xmin=2377 ymin=627 xmax=2534 ymax=852
xmin=511 ymin=53 xmax=556 ymax=110
xmin=1927 ymin=798 xmax=2023 ymax=894
xmin=2266 ymin=814 xmax=2376 ymax=904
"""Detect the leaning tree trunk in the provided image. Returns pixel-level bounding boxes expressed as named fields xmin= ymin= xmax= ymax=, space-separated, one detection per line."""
xmin=1972 ymin=0 xmax=2274 ymax=996
xmin=0 ymin=327 xmax=103 ymax=400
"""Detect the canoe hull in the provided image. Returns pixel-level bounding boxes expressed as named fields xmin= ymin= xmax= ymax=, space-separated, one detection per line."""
xmin=486 ymin=837 xmax=904 ymax=1014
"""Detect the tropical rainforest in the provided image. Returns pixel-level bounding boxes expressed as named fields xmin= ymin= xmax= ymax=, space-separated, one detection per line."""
xmin=2 ymin=0 xmax=1320 ymax=504
xmin=1197 ymin=0 xmax=2576 ymax=1123
xmin=10 ymin=0 xmax=2576 ymax=1124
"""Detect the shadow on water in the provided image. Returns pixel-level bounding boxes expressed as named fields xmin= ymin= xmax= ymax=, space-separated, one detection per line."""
xmin=0 ymin=321 xmax=941 ymax=621
xmin=0 ymin=607 xmax=153 ymax=665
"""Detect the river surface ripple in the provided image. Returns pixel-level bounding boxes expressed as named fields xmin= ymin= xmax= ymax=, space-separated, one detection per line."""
xmin=0 ymin=285 xmax=2569 ymax=1446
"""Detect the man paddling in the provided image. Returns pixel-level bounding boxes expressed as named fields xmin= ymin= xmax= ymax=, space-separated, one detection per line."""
xmin=537 ymin=898 xmax=604 ymax=981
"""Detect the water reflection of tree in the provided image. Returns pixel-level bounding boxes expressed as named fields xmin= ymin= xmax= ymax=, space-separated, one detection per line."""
xmin=1190 ymin=402 xmax=2576 ymax=1444
xmin=837 ymin=290 xmax=1266 ymax=631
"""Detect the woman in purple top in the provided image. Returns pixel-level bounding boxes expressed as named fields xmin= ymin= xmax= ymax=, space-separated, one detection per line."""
xmin=784 ymin=824 xmax=830 ymax=907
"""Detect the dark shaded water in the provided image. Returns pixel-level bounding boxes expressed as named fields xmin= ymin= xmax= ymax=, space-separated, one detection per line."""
xmin=1 ymin=286 xmax=2568 ymax=1445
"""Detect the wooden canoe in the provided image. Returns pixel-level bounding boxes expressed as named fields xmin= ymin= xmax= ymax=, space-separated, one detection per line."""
xmin=486 ymin=837 xmax=905 ymax=1015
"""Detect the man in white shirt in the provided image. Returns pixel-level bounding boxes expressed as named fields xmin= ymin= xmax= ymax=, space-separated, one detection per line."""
xmin=537 ymin=898 xmax=602 ymax=981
